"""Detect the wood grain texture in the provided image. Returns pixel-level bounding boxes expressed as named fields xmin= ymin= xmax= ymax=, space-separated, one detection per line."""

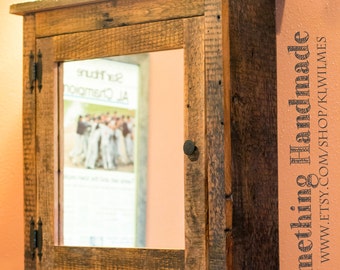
xmin=204 ymin=0 xmax=228 ymax=269
xmin=54 ymin=247 xmax=184 ymax=270
xmin=10 ymin=0 xmax=107 ymax=15
xmin=23 ymin=14 xmax=37 ymax=270
xmin=221 ymin=2 xmax=233 ymax=269
xmin=183 ymin=17 xmax=207 ymax=270
xmin=229 ymin=0 xmax=278 ymax=269
xmin=36 ymin=37 xmax=59 ymax=270
xmin=33 ymin=0 xmax=204 ymax=38
xmin=52 ymin=19 xmax=184 ymax=61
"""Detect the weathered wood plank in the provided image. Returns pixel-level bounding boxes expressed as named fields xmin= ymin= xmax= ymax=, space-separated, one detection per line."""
xmin=10 ymin=0 xmax=107 ymax=15
xmin=23 ymin=14 xmax=37 ymax=270
xmin=229 ymin=0 xmax=278 ymax=269
xmin=52 ymin=19 xmax=184 ymax=61
xmin=204 ymin=0 xmax=228 ymax=269
xmin=54 ymin=247 xmax=184 ymax=270
xmin=36 ymin=37 xmax=59 ymax=270
xmin=33 ymin=0 xmax=204 ymax=38
xmin=221 ymin=2 xmax=232 ymax=269
xmin=183 ymin=17 xmax=207 ymax=270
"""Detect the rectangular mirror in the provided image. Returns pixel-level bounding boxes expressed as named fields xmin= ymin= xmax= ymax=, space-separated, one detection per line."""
xmin=60 ymin=49 xmax=185 ymax=249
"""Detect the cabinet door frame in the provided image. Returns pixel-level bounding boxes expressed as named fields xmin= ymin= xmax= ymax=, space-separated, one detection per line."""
xmin=33 ymin=16 xmax=207 ymax=270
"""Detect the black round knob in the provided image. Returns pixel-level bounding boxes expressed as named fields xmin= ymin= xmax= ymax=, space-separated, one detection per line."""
xmin=183 ymin=140 xmax=196 ymax=156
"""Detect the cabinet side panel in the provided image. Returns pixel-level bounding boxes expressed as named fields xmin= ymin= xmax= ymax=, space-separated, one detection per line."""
xmin=23 ymin=14 xmax=37 ymax=270
xmin=229 ymin=0 xmax=278 ymax=268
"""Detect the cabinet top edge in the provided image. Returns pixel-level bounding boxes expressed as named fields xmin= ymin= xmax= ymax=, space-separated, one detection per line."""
xmin=10 ymin=0 xmax=108 ymax=15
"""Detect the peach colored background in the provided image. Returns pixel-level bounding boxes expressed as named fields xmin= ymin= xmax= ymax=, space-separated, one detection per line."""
xmin=0 ymin=0 xmax=24 ymax=269
xmin=146 ymin=50 xmax=184 ymax=248
xmin=0 ymin=2 xmax=184 ymax=268
xmin=277 ymin=1 xmax=340 ymax=269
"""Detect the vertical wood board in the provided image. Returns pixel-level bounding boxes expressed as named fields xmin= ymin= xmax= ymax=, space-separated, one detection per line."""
xmin=229 ymin=0 xmax=278 ymax=269
xmin=204 ymin=0 xmax=228 ymax=269
xmin=36 ymin=37 xmax=59 ymax=270
xmin=23 ymin=14 xmax=37 ymax=270
xmin=183 ymin=17 xmax=207 ymax=270
xmin=221 ymin=1 xmax=233 ymax=269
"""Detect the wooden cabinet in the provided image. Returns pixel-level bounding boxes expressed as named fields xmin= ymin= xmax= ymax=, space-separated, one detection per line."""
xmin=11 ymin=0 xmax=278 ymax=269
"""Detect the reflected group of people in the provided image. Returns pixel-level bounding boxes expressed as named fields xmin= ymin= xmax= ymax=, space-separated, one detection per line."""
xmin=69 ymin=112 xmax=135 ymax=170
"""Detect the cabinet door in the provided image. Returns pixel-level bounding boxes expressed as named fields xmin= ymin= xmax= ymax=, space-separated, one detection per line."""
xmin=32 ymin=17 xmax=207 ymax=269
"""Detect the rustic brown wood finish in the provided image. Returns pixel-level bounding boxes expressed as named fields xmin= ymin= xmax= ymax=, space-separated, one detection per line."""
xmin=12 ymin=0 xmax=279 ymax=269
xmin=183 ymin=17 xmax=207 ymax=269
xmin=229 ymin=0 xmax=278 ymax=269
xmin=22 ymin=14 xmax=37 ymax=270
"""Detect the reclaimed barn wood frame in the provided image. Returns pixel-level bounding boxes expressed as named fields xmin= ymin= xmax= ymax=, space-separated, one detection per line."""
xmin=11 ymin=0 xmax=278 ymax=269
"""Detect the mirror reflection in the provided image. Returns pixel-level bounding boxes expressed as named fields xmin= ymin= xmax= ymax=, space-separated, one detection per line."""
xmin=60 ymin=49 xmax=184 ymax=249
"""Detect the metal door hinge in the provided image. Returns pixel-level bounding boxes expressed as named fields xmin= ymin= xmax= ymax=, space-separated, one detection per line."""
xmin=29 ymin=50 xmax=43 ymax=93
xmin=30 ymin=217 xmax=43 ymax=261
